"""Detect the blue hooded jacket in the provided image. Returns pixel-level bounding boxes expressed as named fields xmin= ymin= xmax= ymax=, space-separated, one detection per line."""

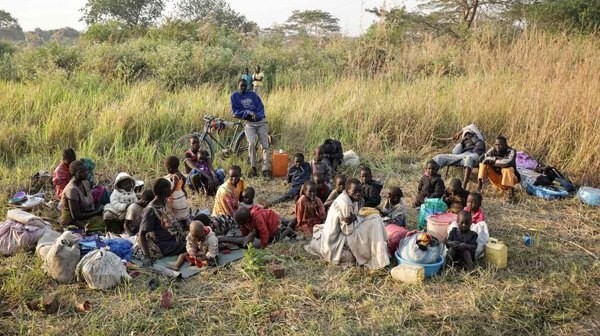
xmin=231 ymin=91 xmax=265 ymax=122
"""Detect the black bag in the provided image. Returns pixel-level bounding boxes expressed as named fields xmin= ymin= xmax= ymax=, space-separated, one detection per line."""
xmin=322 ymin=139 xmax=343 ymax=171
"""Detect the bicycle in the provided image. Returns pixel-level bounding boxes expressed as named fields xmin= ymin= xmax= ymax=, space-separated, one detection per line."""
xmin=173 ymin=115 xmax=270 ymax=164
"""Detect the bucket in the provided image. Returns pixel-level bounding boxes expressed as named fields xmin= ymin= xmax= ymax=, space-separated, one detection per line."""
xmin=426 ymin=212 xmax=457 ymax=243
xmin=271 ymin=150 xmax=289 ymax=177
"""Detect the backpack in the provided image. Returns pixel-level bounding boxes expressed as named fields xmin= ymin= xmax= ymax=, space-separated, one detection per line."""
xmin=322 ymin=139 xmax=344 ymax=170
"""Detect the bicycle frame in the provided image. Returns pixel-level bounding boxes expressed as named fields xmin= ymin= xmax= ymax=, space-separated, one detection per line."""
xmin=200 ymin=121 xmax=242 ymax=150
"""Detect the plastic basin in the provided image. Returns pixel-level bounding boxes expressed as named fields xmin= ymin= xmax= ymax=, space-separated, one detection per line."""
xmin=394 ymin=251 xmax=444 ymax=278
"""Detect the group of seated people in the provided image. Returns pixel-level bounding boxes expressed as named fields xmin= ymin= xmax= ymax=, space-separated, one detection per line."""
xmin=50 ymin=124 xmax=514 ymax=272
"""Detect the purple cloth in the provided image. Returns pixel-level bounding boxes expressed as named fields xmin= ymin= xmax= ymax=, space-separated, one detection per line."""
xmin=516 ymin=151 xmax=539 ymax=170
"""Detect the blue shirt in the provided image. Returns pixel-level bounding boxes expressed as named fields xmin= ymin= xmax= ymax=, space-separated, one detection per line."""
xmin=241 ymin=74 xmax=253 ymax=90
xmin=287 ymin=162 xmax=312 ymax=188
xmin=231 ymin=91 xmax=265 ymax=122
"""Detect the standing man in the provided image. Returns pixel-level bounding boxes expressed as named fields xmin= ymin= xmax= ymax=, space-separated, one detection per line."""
xmin=252 ymin=65 xmax=264 ymax=96
xmin=231 ymin=79 xmax=271 ymax=178
xmin=241 ymin=68 xmax=253 ymax=91
xmin=477 ymin=136 xmax=520 ymax=202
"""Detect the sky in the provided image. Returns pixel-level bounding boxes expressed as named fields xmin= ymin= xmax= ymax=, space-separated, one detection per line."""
xmin=1 ymin=0 xmax=419 ymax=36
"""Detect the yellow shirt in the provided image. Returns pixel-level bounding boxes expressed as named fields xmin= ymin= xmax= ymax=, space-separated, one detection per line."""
xmin=252 ymin=72 xmax=264 ymax=87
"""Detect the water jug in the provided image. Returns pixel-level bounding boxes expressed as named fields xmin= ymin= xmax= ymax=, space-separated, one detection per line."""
xmin=485 ymin=238 xmax=507 ymax=269
xmin=391 ymin=264 xmax=424 ymax=284
xmin=271 ymin=150 xmax=288 ymax=177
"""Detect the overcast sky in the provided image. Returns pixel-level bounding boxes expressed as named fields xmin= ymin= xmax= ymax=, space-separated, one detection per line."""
xmin=1 ymin=0 xmax=418 ymax=36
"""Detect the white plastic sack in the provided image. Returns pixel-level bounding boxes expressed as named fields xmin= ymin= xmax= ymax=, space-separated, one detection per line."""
xmin=6 ymin=209 xmax=49 ymax=228
xmin=43 ymin=232 xmax=80 ymax=283
xmin=76 ymin=248 xmax=130 ymax=289
xmin=343 ymin=150 xmax=360 ymax=166
xmin=398 ymin=234 xmax=443 ymax=264
xmin=36 ymin=229 xmax=61 ymax=259
xmin=0 ymin=220 xmax=48 ymax=257
xmin=446 ymin=221 xmax=489 ymax=259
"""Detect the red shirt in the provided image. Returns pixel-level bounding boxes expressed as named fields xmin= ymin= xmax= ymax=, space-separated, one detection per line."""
xmin=240 ymin=206 xmax=281 ymax=248
xmin=52 ymin=162 xmax=70 ymax=199
xmin=464 ymin=207 xmax=486 ymax=224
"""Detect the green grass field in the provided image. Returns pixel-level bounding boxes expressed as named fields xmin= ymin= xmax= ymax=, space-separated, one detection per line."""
xmin=0 ymin=30 xmax=599 ymax=335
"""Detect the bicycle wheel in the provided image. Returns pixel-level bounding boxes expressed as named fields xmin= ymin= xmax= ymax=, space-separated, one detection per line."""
xmin=173 ymin=134 xmax=215 ymax=161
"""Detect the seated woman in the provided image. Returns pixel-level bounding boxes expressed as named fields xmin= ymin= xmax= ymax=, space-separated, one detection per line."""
xmin=137 ymin=178 xmax=187 ymax=267
xmin=306 ymin=178 xmax=389 ymax=270
xmin=60 ymin=159 xmax=104 ymax=231
xmin=184 ymin=136 xmax=224 ymax=195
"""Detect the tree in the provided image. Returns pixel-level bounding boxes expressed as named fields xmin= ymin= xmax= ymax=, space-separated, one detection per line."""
xmin=175 ymin=0 xmax=257 ymax=33
xmin=80 ymin=0 xmax=165 ymax=27
xmin=417 ymin=0 xmax=515 ymax=31
xmin=0 ymin=10 xmax=25 ymax=41
xmin=514 ymin=0 xmax=600 ymax=33
xmin=284 ymin=10 xmax=340 ymax=37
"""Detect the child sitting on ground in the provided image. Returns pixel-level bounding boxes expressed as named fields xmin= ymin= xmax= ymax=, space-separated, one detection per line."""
xmin=379 ymin=187 xmax=409 ymax=254
xmin=446 ymin=210 xmax=478 ymax=271
xmin=123 ymin=189 xmax=154 ymax=236
xmin=443 ymin=178 xmax=470 ymax=213
xmin=465 ymin=192 xmax=485 ymax=224
xmin=239 ymin=187 xmax=262 ymax=209
xmin=220 ymin=206 xmax=281 ymax=249
xmin=413 ymin=160 xmax=445 ymax=208
xmin=169 ymin=216 xmax=219 ymax=270
xmin=295 ymin=181 xmax=326 ymax=236
xmin=312 ymin=172 xmax=331 ymax=204
xmin=164 ymin=156 xmax=190 ymax=224
xmin=311 ymin=145 xmax=333 ymax=184
xmin=266 ymin=153 xmax=312 ymax=206
xmin=103 ymin=172 xmax=138 ymax=233
xmin=378 ymin=187 xmax=407 ymax=226
xmin=324 ymin=174 xmax=347 ymax=211
xmin=184 ymin=145 xmax=223 ymax=195
xmin=360 ymin=166 xmax=383 ymax=208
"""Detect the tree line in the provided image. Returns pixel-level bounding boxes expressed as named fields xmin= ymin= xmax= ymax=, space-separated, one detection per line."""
xmin=1 ymin=0 xmax=598 ymax=45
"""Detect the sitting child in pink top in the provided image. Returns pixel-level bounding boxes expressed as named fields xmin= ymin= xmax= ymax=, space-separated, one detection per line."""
xmin=447 ymin=192 xmax=489 ymax=258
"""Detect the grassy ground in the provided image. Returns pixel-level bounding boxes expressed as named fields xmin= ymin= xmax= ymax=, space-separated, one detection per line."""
xmin=1 ymin=161 xmax=598 ymax=336
xmin=1 ymin=30 xmax=599 ymax=335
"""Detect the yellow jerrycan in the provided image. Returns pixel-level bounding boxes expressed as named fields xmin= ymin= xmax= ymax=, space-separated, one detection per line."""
xmin=485 ymin=238 xmax=507 ymax=269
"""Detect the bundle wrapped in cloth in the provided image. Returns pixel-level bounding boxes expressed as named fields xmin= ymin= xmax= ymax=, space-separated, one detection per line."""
xmin=0 ymin=210 xmax=51 ymax=256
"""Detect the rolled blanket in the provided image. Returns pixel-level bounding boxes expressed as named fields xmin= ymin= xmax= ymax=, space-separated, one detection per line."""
xmin=6 ymin=209 xmax=50 ymax=228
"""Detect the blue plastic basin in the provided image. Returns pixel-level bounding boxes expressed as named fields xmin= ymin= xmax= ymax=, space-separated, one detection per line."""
xmin=394 ymin=251 xmax=444 ymax=278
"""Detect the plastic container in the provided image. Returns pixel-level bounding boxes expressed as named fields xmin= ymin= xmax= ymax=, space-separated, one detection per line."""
xmin=426 ymin=212 xmax=457 ymax=243
xmin=271 ymin=150 xmax=289 ymax=177
xmin=391 ymin=264 xmax=424 ymax=284
xmin=577 ymin=187 xmax=600 ymax=206
xmin=394 ymin=252 xmax=444 ymax=278
xmin=485 ymin=238 xmax=507 ymax=269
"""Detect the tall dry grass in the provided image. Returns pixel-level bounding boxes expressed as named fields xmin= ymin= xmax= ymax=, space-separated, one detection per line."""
xmin=0 ymin=30 xmax=599 ymax=196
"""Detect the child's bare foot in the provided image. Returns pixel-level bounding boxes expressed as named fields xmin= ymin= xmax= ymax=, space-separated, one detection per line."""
xmin=167 ymin=263 xmax=180 ymax=271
